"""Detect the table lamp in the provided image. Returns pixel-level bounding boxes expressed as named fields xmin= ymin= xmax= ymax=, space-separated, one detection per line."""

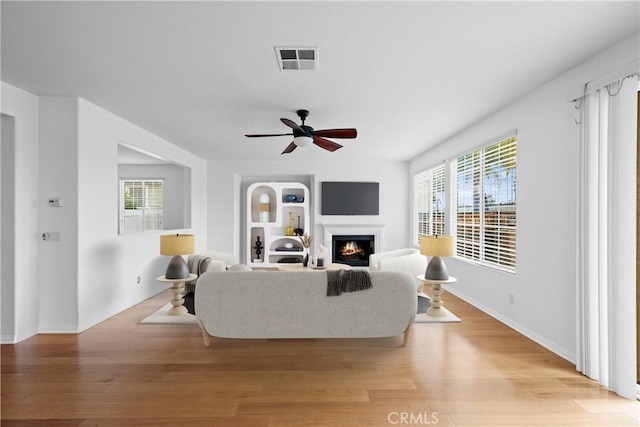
xmin=420 ymin=235 xmax=454 ymax=280
xmin=160 ymin=233 xmax=194 ymax=279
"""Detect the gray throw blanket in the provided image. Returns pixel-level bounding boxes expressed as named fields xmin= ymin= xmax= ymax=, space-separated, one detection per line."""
xmin=184 ymin=255 xmax=212 ymax=294
xmin=326 ymin=269 xmax=373 ymax=296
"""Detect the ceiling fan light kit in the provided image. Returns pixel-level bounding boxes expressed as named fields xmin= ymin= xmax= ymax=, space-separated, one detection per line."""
xmin=294 ymin=136 xmax=313 ymax=147
xmin=245 ymin=109 xmax=357 ymax=155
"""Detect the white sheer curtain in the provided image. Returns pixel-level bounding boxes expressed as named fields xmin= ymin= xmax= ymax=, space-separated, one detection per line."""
xmin=574 ymin=73 xmax=638 ymax=399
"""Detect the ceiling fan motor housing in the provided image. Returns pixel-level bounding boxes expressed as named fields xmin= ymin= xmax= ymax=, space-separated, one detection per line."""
xmin=294 ymin=125 xmax=314 ymax=137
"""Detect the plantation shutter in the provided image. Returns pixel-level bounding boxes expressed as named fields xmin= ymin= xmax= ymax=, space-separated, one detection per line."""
xmin=144 ymin=180 xmax=164 ymax=231
xmin=456 ymin=151 xmax=482 ymax=262
xmin=414 ymin=164 xmax=445 ymax=245
xmin=431 ymin=164 xmax=445 ymax=236
xmin=483 ymin=137 xmax=517 ymax=269
xmin=456 ymin=135 xmax=516 ymax=271
xmin=120 ymin=179 xmax=164 ymax=234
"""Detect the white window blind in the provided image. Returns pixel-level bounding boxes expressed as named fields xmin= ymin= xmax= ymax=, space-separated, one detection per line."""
xmin=119 ymin=179 xmax=164 ymax=234
xmin=414 ymin=164 xmax=445 ymax=245
xmin=456 ymin=135 xmax=516 ymax=271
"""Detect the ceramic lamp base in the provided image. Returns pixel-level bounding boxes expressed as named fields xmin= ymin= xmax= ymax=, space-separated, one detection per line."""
xmin=425 ymin=256 xmax=449 ymax=281
xmin=165 ymin=255 xmax=189 ymax=279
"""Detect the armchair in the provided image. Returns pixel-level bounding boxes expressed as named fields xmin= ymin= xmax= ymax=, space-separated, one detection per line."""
xmin=369 ymin=248 xmax=427 ymax=286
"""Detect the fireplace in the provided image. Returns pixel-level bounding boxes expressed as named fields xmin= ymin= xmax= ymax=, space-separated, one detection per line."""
xmin=332 ymin=235 xmax=375 ymax=267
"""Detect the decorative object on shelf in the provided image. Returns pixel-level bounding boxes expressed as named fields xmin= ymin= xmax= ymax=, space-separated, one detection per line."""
xmin=295 ymin=216 xmax=303 ymax=236
xmin=420 ymin=235 xmax=454 ymax=280
xmin=284 ymin=194 xmax=297 ymax=203
xmin=253 ymin=236 xmax=263 ymax=263
xmin=295 ymin=196 xmax=304 ymax=203
xmin=298 ymin=233 xmax=315 ymax=248
xmin=276 ymin=246 xmax=302 ymax=252
xmin=285 ymin=211 xmax=296 ymax=236
xmin=315 ymin=244 xmax=328 ymax=268
xmin=258 ymin=194 xmax=270 ymax=222
xmin=299 ymin=233 xmax=315 ymax=267
xmin=160 ymin=233 xmax=195 ymax=279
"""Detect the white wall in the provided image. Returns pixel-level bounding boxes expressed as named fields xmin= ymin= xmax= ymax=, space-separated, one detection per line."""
xmin=1 ymin=114 xmax=16 ymax=342
xmin=207 ymin=160 xmax=410 ymax=262
xmin=0 ymin=82 xmax=40 ymax=343
xmin=409 ymin=32 xmax=639 ymax=361
xmin=76 ymin=99 xmax=208 ymax=332
xmin=38 ymin=97 xmax=79 ymax=332
xmin=34 ymin=95 xmax=208 ymax=333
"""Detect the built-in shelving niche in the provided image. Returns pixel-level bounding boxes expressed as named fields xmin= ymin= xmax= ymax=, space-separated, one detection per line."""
xmin=245 ymin=181 xmax=310 ymax=267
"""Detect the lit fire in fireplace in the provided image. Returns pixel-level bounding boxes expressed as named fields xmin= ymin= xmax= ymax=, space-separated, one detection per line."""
xmin=332 ymin=234 xmax=374 ymax=266
xmin=339 ymin=241 xmax=365 ymax=259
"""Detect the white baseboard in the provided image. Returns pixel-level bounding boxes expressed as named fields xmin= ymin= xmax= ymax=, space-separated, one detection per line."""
xmin=445 ymin=287 xmax=576 ymax=364
xmin=1 ymin=334 xmax=16 ymax=344
xmin=37 ymin=329 xmax=78 ymax=334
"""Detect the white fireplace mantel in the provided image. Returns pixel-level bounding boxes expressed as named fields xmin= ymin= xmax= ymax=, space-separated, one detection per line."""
xmin=320 ymin=223 xmax=385 ymax=265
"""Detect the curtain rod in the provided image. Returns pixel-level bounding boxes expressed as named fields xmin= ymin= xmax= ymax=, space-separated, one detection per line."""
xmin=566 ymin=60 xmax=639 ymax=102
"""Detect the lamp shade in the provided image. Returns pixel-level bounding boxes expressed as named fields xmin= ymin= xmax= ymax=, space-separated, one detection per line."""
xmin=160 ymin=234 xmax=194 ymax=256
xmin=294 ymin=135 xmax=313 ymax=147
xmin=420 ymin=235 xmax=454 ymax=257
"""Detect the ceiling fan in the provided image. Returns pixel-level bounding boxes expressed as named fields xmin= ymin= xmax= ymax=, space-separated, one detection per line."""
xmin=245 ymin=109 xmax=357 ymax=154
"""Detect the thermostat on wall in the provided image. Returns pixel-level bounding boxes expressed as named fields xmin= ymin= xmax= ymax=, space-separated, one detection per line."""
xmin=48 ymin=198 xmax=63 ymax=207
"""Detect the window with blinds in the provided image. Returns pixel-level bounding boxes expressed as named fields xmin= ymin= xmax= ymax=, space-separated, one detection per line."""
xmin=119 ymin=179 xmax=164 ymax=234
xmin=455 ymin=135 xmax=516 ymax=271
xmin=414 ymin=164 xmax=445 ymax=245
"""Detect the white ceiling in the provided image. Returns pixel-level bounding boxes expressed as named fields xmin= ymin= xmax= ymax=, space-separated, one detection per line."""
xmin=2 ymin=1 xmax=638 ymax=162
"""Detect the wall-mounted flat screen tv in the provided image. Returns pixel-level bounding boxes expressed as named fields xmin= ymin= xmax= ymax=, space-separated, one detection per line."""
xmin=321 ymin=181 xmax=379 ymax=215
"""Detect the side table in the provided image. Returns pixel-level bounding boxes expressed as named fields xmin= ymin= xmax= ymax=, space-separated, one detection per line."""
xmin=416 ymin=275 xmax=457 ymax=317
xmin=156 ymin=274 xmax=197 ymax=315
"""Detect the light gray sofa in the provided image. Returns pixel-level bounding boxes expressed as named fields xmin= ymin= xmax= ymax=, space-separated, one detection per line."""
xmin=194 ymin=270 xmax=417 ymax=345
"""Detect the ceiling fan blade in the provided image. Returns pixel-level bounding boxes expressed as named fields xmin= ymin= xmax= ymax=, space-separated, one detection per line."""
xmin=313 ymin=136 xmax=343 ymax=152
xmin=281 ymin=141 xmax=297 ymax=155
xmin=245 ymin=133 xmax=293 ymax=138
xmin=313 ymin=128 xmax=357 ymax=139
xmin=280 ymin=118 xmax=304 ymax=132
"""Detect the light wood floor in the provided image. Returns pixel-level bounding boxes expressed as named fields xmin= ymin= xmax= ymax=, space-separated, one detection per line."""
xmin=2 ymin=289 xmax=638 ymax=426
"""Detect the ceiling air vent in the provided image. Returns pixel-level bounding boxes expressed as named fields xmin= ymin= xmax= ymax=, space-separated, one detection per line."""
xmin=275 ymin=47 xmax=318 ymax=71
